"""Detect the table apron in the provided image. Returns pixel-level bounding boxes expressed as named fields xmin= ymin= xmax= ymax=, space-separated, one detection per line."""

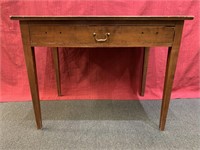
xmin=29 ymin=24 xmax=175 ymax=47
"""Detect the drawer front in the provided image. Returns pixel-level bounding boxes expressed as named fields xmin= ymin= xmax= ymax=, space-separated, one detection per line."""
xmin=29 ymin=24 xmax=175 ymax=47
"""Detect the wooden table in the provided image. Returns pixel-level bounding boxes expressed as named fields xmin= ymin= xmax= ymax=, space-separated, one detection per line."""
xmin=10 ymin=16 xmax=193 ymax=130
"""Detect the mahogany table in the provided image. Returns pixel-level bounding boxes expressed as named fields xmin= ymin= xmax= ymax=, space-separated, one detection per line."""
xmin=10 ymin=16 xmax=193 ymax=130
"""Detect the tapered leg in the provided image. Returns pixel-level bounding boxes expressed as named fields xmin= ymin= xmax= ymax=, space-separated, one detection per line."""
xmin=140 ymin=47 xmax=150 ymax=96
xmin=52 ymin=47 xmax=61 ymax=96
xmin=23 ymin=46 xmax=42 ymax=129
xmin=159 ymin=21 xmax=184 ymax=131
xmin=20 ymin=21 xmax=42 ymax=129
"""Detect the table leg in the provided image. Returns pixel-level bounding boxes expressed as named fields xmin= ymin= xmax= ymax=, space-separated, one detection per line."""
xmin=140 ymin=47 xmax=149 ymax=96
xmin=23 ymin=46 xmax=42 ymax=129
xmin=20 ymin=21 xmax=42 ymax=129
xmin=159 ymin=22 xmax=184 ymax=131
xmin=52 ymin=47 xmax=61 ymax=96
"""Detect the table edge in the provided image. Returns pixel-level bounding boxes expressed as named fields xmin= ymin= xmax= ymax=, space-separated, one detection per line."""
xmin=10 ymin=16 xmax=194 ymax=21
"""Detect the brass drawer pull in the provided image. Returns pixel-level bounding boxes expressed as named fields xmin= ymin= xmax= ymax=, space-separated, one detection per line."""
xmin=93 ymin=33 xmax=110 ymax=42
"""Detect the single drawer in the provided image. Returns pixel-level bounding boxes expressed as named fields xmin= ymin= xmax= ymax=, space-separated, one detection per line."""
xmin=29 ymin=24 xmax=175 ymax=47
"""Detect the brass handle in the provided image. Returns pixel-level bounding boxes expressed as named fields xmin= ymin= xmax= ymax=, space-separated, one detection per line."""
xmin=93 ymin=33 xmax=110 ymax=42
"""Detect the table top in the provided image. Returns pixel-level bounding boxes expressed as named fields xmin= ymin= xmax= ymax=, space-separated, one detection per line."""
xmin=10 ymin=16 xmax=194 ymax=21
